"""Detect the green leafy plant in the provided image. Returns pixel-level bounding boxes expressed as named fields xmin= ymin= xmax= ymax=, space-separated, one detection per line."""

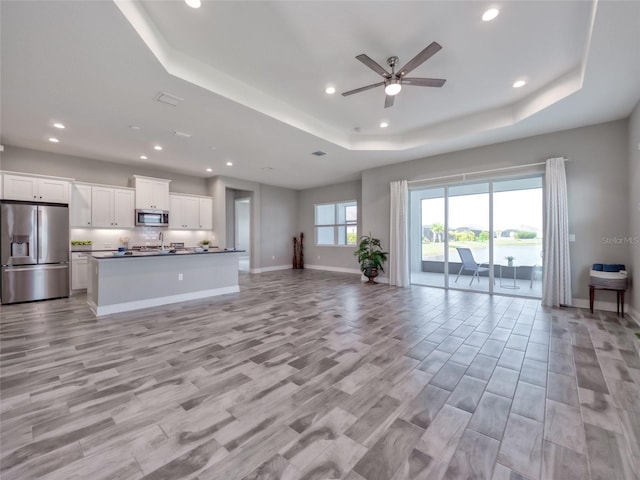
xmin=353 ymin=233 xmax=388 ymax=283
xmin=514 ymin=231 xmax=537 ymax=239
xmin=505 ymin=256 xmax=514 ymax=262
xmin=199 ymin=239 xmax=211 ymax=246
xmin=71 ymin=240 xmax=92 ymax=246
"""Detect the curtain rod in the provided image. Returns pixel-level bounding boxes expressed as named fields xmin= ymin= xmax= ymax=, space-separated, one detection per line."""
xmin=407 ymin=158 xmax=568 ymax=185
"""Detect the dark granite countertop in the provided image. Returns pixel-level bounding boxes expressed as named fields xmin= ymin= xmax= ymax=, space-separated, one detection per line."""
xmin=90 ymin=248 xmax=245 ymax=259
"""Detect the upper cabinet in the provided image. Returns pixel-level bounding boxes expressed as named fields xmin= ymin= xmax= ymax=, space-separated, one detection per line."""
xmin=3 ymin=173 xmax=70 ymax=203
xmin=199 ymin=197 xmax=213 ymax=230
xmin=71 ymin=183 xmax=134 ymax=228
xmin=71 ymin=183 xmax=92 ymax=227
xmin=91 ymin=186 xmax=134 ymax=228
xmin=169 ymin=194 xmax=213 ymax=230
xmin=133 ymin=176 xmax=170 ymax=210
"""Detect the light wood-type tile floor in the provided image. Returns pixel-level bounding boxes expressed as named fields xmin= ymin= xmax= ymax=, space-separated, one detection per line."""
xmin=1 ymin=269 xmax=639 ymax=480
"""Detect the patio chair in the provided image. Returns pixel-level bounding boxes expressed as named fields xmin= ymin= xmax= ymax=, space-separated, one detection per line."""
xmin=455 ymin=247 xmax=491 ymax=285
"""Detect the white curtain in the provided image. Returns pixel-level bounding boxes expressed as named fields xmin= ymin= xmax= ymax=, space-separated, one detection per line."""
xmin=542 ymin=157 xmax=572 ymax=307
xmin=389 ymin=180 xmax=410 ymax=287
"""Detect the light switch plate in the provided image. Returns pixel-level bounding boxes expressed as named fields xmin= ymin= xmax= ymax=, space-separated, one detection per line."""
xmin=569 ymin=234 xmax=576 ymax=242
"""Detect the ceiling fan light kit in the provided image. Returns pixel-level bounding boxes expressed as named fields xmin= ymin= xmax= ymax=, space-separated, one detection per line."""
xmin=342 ymin=42 xmax=446 ymax=108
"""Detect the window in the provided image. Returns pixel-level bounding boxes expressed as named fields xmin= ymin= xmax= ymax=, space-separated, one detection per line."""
xmin=315 ymin=201 xmax=357 ymax=246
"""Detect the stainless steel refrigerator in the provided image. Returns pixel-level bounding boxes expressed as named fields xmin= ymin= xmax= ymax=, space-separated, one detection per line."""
xmin=1 ymin=200 xmax=70 ymax=304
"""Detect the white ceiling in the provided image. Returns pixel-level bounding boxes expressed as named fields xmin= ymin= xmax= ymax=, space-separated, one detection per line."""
xmin=1 ymin=1 xmax=639 ymax=189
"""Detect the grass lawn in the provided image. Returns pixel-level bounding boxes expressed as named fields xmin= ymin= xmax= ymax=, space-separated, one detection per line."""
xmin=422 ymin=238 xmax=543 ymax=263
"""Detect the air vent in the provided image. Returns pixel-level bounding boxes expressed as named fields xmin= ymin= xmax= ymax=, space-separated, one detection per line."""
xmin=312 ymin=150 xmax=327 ymax=156
xmin=173 ymin=131 xmax=192 ymax=138
xmin=155 ymin=92 xmax=183 ymax=107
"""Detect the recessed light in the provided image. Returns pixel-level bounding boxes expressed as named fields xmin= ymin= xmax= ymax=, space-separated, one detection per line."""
xmin=206 ymin=168 xmax=212 ymax=172
xmin=140 ymin=155 xmax=148 ymax=160
xmin=153 ymin=145 xmax=163 ymax=151
xmin=380 ymin=122 xmax=389 ymax=128
xmin=325 ymin=86 xmax=336 ymax=95
xmin=482 ymin=8 xmax=499 ymax=21
xmin=185 ymin=0 xmax=201 ymax=8
xmin=48 ymin=137 xmax=59 ymax=143
xmin=226 ymin=161 xmax=233 ymax=166
xmin=53 ymin=123 xmax=65 ymax=129
xmin=209 ymin=146 xmax=217 ymax=150
xmin=513 ymin=80 xmax=526 ymax=88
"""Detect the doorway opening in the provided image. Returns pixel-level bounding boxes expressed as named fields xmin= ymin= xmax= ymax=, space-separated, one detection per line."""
xmin=234 ymin=197 xmax=251 ymax=272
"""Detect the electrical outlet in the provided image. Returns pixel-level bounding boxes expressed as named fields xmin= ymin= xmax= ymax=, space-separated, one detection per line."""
xmin=272 ymin=255 xmax=275 ymax=260
xmin=317 ymin=255 xmax=320 ymax=260
xmin=569 ymin=234 xmax=576 ymax=242
xmin=178 ymin=273 xmax=183 ymax=281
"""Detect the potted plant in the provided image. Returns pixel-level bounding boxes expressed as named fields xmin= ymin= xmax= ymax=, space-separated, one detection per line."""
xmin=354 ymin=233 xmax=388 ymax=284
xmin=199 ymin=239 xmax=211 ymax=251
xmin=505 ymin=256 xmax=514 ymax=267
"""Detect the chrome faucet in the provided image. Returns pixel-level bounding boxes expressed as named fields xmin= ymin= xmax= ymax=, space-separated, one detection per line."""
xmin=159 ymin=232 xmax=164 ymax=250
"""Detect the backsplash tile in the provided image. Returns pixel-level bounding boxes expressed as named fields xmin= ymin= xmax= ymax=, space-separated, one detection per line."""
xmin=70 ymin=227 xmax=216 ymax=249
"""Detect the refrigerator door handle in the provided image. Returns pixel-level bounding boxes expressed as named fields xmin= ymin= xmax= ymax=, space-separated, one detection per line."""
xmin=5 ymin=264 xmax=69 ymax=272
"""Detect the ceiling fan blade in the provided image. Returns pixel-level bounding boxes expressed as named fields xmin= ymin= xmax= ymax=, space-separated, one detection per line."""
xmin=398 ymin=42 xmax=442 ymax=77
xmin=384 ymin=95 xmax=395 ymax=108
xmin=341 ymin=81 xmax=385 ymax=96
xmin=402 ymin=77 xmax=446 ymax=87
xmin=356 ymin=54 xmax=391 ymax=78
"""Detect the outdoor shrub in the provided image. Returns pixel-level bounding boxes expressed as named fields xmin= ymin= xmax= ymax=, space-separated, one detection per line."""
xmin=515 ymin=231 xmax=537 ymax=239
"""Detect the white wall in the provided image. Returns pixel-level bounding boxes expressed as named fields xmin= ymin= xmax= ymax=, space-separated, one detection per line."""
xmin=361 ymin=120 xmax=631 ymax=305
xmin=1 ymin=145 xmax=209 ymax=195
xmin=260 ymin=184 xmax=298 ymax=269
xmin=629 ymin=102 xmax=640 ymax=320
xmin=297 ymin=180 xmax=362 ymax=272
xmin=208 ymin=176 xmax=298 ymax=271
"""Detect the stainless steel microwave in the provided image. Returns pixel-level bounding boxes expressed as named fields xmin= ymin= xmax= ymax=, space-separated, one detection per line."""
xmin=135 ymin=209 xmax=169 ymax=227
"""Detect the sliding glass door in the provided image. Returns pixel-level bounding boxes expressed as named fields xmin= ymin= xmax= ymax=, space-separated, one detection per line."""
xmin=410 ymin=188 xmax=445 ymax=287
xmin=410 ymin=175 xmax=543 ymax=298
xmin=449 ymin=183 xmax=490 ymax=293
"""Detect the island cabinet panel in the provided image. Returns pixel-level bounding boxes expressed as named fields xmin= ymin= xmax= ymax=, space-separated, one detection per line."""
xmin=133 ymin=176 xmax=170 ymax=210
xmin=87 ymin=251 xmax=241 ymax=316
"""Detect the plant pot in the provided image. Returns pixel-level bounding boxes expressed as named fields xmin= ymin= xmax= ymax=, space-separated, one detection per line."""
xmin=364 ymin=267 xmax=379 ymax=284
xmin=507 ymin=259 xmax=513 ymax=267
xmin=202 ymin=245 xmax=209 ymax=251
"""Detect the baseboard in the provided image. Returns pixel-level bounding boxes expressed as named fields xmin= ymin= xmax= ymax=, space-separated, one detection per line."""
xmin=305 ymin=264 xmax=362 ymax=275
xmin=250 ymin=264 xmax=292 ymax=274
xmin=572 ymin=298 xmax=630 ymax=315
xmin=90 ymin=286 xmax=240 ymax=317
xmin=627 ymin=306 xmax=640 ymax=327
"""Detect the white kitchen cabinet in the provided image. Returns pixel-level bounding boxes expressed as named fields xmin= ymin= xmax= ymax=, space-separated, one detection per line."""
xmin=71 ymin=183 xmax=92 ymax=227
xmin=113 ymin=189 xmax=135 ymax=228
xmin=3 ymin=173 xmax=70 ymax=203
xmin=133 ymin=176 xmax=170 ymax=210
xmin=71 ymin=253 xmax=88 ymax=290
xmin=199 ymin=197 xmax=213 ymax=230
xmin=170 ymin=194 xmax=210 ymax=229
xmin=91 ymin=186 xmax=134 ymax=228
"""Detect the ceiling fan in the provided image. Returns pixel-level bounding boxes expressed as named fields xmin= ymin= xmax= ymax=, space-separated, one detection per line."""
xmin=341 ymin=42 xmax=446 ymax=108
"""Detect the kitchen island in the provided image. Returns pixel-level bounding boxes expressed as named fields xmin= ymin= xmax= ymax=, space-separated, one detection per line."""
xmin=87 ymin=249 xmax=242 ymax=316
